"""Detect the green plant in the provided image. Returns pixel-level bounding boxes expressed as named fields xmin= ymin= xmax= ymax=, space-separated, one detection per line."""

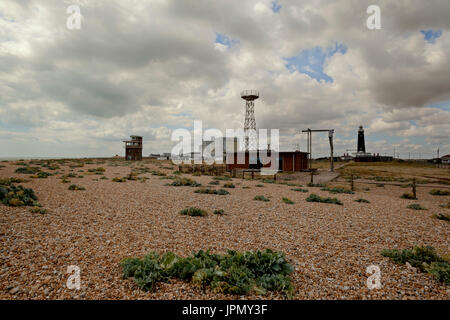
xmin=429 ymin=189 xmax=450 ymax=196
xmin=256 ymin=184 xmax=264 ymax=187
xmin=37 ymin=171 xmax=52 ymax=179
xmin=254 ymin=195 xmax=270 ymax=202
xmin=320 ymin=187 xmax=354 ymax=194
xmin=193 ymin=172 xmax=202 ymax=176
xmin=194 ymin=188 xmax=229 ymax=195
xmin=440 ymin=202 xmax=450 ymax=209
xmin=291 ymin=188 xmax=308 ymax=193
xmin=170 ymin=178 xmax=201 ymax=187
xmin=152 ymin=171 xmax=167 ymax=176
xmin=381 ymin=246 xmax=449 ymax=284
xmin=306 ymin=194 xmax=342 ymax=205
xmin=209 ymin=181 xmax=220 ymax=185
xmin=262 ymin=179 xmax=276 ymax=184
xmin=0 ymin=177 xmax=28 ymax=186
xmin=307 ymin=183 xmax=327 ymax=188
xmin=172 ymin=170 xmax=182 ymax=175
xmin=355 ymin=198 xmax=370 ymax=203
xmin=68 ymin=184 xmax=86 ymax=191
xmin=0 ymin=185 xmax=39 ymax=207
xmin=120 ymin=249 xmax=294 ymax=297
xmin=88 ymin=167 xmax=106 ymax=174
xmin=407 ymin=203 xmax=426 ymax=210
xmin=213 ymin=176 xmax=232 ymax=181
xmin=15 ymin=167 xmax=40 ymax=174
xmin=213 ymin=209 xmax=225 ymax=215
xmin=30 ymin=207 xmax=48 ymax=214
xmin=401 ymin=193 xmax=417 ymax=200
xmin=282 ymin=197 xmax=294 ymax=204
xmin=432 ymin=213 xmax=450 ymax=222
xmin=112 ymin=177 xmax=127 ymax=182
xmin=223 ymin=183 xmax=235 ymax=188
xmin=376 ymin=183 xmax=385 ymax=188
xmin=179 ymin=207 xmax=208 ymax=217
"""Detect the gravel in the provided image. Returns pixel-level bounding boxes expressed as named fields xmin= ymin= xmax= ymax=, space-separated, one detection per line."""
xmin=0 ymin=160 xmax=449 ymax=299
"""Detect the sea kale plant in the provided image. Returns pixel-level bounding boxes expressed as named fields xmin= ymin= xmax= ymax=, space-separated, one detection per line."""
xmin=121 ymin=249 xmax=294 ymax=298
xmin=381 ymin=246 xmax=449 ymax=285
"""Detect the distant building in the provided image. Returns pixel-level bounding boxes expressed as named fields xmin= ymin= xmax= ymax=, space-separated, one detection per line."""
xmin=123 ymin=136 xmax=143 ymax=161
xmin=442 ymin=155 xmax=450 ymax=164
xmin=226 ymin=150 xmax=308 ymax=172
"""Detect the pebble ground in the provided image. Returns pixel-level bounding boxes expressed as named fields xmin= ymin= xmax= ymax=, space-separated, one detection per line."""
xmin=0 ymin=159 xmax=448 ymax=299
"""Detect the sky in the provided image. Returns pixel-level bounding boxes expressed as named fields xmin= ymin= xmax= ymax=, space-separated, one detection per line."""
xmin=0 ymin=0 xmax=449 ymax=159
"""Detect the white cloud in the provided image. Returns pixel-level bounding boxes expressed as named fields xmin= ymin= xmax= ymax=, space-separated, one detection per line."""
xmin=0 ymin=0 xmax=449 ymax=158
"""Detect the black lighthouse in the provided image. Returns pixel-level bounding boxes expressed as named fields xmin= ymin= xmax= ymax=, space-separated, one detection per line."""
xmin=357 ymin=125 xmax=366 ymax=153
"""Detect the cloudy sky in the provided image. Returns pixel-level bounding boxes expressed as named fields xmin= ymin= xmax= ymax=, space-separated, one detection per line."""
xmin=1 ymin=0 xmax=449 ymax=159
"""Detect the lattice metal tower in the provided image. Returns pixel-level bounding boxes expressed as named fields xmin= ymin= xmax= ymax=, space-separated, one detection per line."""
xmin=241 ymin=90 xmax=259 ymax=151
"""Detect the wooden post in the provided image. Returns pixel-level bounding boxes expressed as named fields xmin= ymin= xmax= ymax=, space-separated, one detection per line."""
xmin=232 ymin=169 xmax=236 ymax=178
xmin=274 ymin=173 xmax=277 ymax=182
xmin=252 ymin=170 xmax=254 ymax=180
xmin=242 ymin=170 xmax=245 ymax=179
xmin=310 ymin=170 xmax=314 ymax=184
xmin=350 ymin=174 xmax=354 ymax=191
xmin=412 ymin=177 xmax=417 ymax=199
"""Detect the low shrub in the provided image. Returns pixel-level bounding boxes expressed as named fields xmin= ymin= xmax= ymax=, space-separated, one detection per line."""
xmin=401 ymin=193 xmax=417 ymax=200
xmin=291 ymin=188 xmax=308 ymax=193
xmin=282 ymin=197 xmax=294 ymax=204
xmin=321 ymin=187 xmax=354 ymax=194
xmin=440 ymin=202 xmax=450 ymax=209
xmin=355 ymin=198 xmax=370 ymax=203
xmin=209 ymin=181 xmax=220 ymax=185
xmin=194 ymin=188 xmax=229 ymax=195
xmin=30 ymin=207 xmax=48 ymax=214
xmin=376 ymin=183 xmax=385 ymax=188
xmin=407 ymin=203 xmax=426 ymax=210
xmin=0 ymin=185 xmax=39 ymax=207
xmin=88 ymin=167 xmax=105 ymax=174
xmin=192 ymin=172 xmax=202 ymax=176
xmin=179 ymin=207 xmax=208 ymax=217
xmin=262 ymin=179 xmax=276 ymax=184
xmin=429 ymin=189 xmax=450 ymax=196
xmin=0 ymin=178 xmax=28 ymax=186
xmin=306 ymin=194 xmax=342 ymax=205
xmin=381 ymin=246 xmax=449 ymax=285
xmin=120 ymin=249 xmax=294 ymax=297
xmin=256 ymin=184 xmax=264 ymax=187
xmin=432 ymin=213 xmax=450 ymax=222
xmin=68 ymin=184 xmax=85 ymax=191
xmin=15 ymin=167 xmax=40 ymax=174
xmin=213 ymin=209 xmax=225 ymax=215
xmin=223 ymin=183 xmax=235 ymax=188
xmin=213 ymin=176 xmax=232 ymax=181
xmin=112 ymin=177 xmax=127 ymax=182
xmin=254 ymin=195 xmax=270 ymax=202
xmin=170 ymin=178 xmax=201 ymax=187
xmin=307 ymin=183 xmax=327 ymax=188
xmin=37 ymin=171 xmax=52 ymax=179
xmin=152 ymin=171 xmax=167 ymax=176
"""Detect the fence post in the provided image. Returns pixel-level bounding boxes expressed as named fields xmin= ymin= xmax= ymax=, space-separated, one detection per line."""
xmin=412 ymin=177 xmax=417 ymax=199
xmin=310 ymin=170 xmax=314 ymax=184
xmin=350 ymin=174 xmax=354 ymax=191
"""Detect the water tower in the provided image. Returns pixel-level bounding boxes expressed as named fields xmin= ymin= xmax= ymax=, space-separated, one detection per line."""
xmin=241 ymin=90 xmax=259 ymax=151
